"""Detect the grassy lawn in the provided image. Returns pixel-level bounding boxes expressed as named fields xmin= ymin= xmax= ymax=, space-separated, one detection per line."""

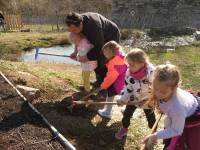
xmin=148 ymin=46 xmax=200 ymax=91
xmin=0 ymin=60 xmax=82 ymax=99
xmin=1 ymin=45 xmax=199 ymax=92
xmin=24 ymin=24 xmax=67 ymax=32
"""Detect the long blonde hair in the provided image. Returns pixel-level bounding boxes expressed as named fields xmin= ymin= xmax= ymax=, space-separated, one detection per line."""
xmin=126 ymin=48 xmax=149 ymax=64
xmin=102 ymin=41 xmax=122 ymax=56
xmin=148 ymin=63 xmax=181 ymax=109
xmin=68 ymin=32 xmax=84 ymax=44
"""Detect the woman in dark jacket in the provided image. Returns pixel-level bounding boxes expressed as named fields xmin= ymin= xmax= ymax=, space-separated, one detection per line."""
xmin=65 ymin=12 xmax=120 ymax=91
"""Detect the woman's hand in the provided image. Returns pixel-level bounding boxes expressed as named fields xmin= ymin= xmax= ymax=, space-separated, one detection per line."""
xmin=78 ymin=56 xmax=89 ymax=62
xmin=142 ymin=133 xmax=157 ymax=145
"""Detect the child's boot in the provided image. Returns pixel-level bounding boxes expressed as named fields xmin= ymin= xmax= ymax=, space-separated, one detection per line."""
xmin=97 ymin=96 xmax=114 ymax=119
xmin=115 ymin=127 xmax=128 ymax=140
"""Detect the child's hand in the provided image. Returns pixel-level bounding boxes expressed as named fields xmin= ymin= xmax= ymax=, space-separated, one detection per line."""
xmin=78 ymin=56 xmax=89 ymax=62
xmin=142 ymin=133 xmax=157 ymax=145
xmin=70 ymin=52 xmax=77 ymax=58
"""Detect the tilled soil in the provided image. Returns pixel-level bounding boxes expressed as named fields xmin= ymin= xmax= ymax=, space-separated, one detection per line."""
xmin=0 ymin=76 xmax=64 ymax=150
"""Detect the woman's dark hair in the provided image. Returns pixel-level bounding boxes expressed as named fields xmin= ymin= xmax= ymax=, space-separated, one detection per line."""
xmin=65 ymin=12 xmax=83 ymax=27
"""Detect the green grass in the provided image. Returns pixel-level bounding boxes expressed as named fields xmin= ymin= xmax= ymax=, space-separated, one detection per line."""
xmin=191 ymin=40 xmax=200 ymax=47
xmin=0 ymin=44 xmax=199 ymax=93
xmin=24 ymin=24 xmax=67 ymax=32
xmin=147 ymin=46 xmax=200 ymax=91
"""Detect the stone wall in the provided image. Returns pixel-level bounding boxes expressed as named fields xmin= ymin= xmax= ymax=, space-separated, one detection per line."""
xmin=112 ymin=0 xmax=200 ymax=31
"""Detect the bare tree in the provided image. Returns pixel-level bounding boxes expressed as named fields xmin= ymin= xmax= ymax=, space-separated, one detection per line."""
xmin=0 ymin=0 xmax=112 ymax=25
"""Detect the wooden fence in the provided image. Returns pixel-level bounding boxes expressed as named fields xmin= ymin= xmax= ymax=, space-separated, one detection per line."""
xmin=4 ymin=14 xmax=23 ymax=31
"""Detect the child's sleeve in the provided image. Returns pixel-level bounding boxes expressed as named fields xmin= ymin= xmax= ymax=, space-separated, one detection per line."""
xmin=78 ymin=48 xmax=90 ymax=57
xmin=163 ymin=116 xmax=171 ymax=129
xmin=155 ymin=108 xmax=186 ymax=139
xmin=147 ymin=63 xmax=155 ymax=82
xmin=101 ymin=65 xmax=119 ymax=90
xmin=118 ymin=75 xmax=134 ymax=103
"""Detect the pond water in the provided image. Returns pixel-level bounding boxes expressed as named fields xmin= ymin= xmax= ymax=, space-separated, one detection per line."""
xmin=20 ymin=45 xmax=79 ymax=64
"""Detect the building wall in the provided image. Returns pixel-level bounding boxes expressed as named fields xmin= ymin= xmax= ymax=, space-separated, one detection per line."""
xmin=112 ymin=0 xmax=200 ymax=31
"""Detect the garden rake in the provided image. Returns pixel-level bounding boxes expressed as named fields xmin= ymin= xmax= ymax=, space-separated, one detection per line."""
xmin=67 ymin=87 xmax=150 ymax=110
xmin=35 ymin=47 xmax=72 ymax=60
xmin=140 ymin=113 xmax=163 ymax=150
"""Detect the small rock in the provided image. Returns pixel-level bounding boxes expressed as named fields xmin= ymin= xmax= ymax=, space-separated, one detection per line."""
xmin=166 ymin=48 xmax=175 ymax=52
xmin=195 ymin=31 xmax=200 ymax=41
xmin=16 ymin=85 xmax=40 ymax=101
xmin=18 ymin=71 xmax=32 ymax=76
xmin=20 ymin=128 xmax=25 ymax=133
xmin=20 ymin=28 xmax=30 ymax=32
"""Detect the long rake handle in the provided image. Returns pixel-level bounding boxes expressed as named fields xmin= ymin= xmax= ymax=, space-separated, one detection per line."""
xmin=73 ymin=100 xmax=143 ymax=106
xmin=74 ymin=101 xmax=118 ymax=105
xmin=38 ymin=52 xmax=71 ymax=57
xmin=140 ymin=113 xmax=163 ymax=150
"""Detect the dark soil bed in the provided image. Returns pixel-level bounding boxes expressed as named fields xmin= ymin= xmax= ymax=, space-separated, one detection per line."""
xmin=0 ymin=76 xmax=64 ymax=150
